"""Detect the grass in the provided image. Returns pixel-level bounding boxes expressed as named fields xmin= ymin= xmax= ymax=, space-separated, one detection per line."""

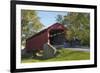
xmin=21 ymin=48 xmax=90 ymax=63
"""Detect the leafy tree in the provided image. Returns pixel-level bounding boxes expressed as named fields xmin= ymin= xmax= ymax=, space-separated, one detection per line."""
xmin=56 ymin=12 xmax=90 ymax=46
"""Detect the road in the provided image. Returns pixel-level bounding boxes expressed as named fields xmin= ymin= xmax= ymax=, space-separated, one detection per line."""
xmin=65 ymin=48 xmax=90 ymax=52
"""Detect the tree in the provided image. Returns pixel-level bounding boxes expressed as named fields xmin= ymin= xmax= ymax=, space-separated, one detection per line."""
xmin=56 ymin=12 xmax=90 ymax=46
xmin=56 ymin=15 xmax=63 ymax=23
xmin=66 ymin=12 xmax=90 ymax=46
xmin=21 ymin=10 xmax=44 ymax=48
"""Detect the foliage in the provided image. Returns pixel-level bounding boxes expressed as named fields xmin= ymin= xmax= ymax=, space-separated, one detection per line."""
xmin=56 ymin=12 xmax=90 ymax=46
xmin=21 ymin=10 xmax=44 ymax=47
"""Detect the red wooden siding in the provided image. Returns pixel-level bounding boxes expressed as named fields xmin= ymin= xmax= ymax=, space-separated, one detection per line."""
xmin=26 ymin=31 xmax=48 ymax=51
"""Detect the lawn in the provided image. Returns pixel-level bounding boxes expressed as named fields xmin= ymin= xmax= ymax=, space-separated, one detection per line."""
xmin=21 ymin=48 xmax=90 ymax=63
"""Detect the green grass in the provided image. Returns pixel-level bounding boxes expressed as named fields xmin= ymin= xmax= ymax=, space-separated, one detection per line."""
xmin=21 ymin=48 xmax=90 ymax=63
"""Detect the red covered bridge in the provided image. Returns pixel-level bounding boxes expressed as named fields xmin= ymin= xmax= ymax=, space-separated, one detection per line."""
xmin=25 ymin=23 xmax=66 ymax=52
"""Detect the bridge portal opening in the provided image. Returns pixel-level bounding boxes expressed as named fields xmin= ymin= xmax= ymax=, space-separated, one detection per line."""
xmin=49 ymin=29 xmax=65 ymax=45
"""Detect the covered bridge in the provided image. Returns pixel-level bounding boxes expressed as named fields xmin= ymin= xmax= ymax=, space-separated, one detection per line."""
xmin=25 ymin=23 xmax=66 ymax=52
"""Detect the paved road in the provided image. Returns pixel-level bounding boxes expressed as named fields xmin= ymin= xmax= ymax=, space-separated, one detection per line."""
xmin=65 ymin=48 xmax=90 ymax=52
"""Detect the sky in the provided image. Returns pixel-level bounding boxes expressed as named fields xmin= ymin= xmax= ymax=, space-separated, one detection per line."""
xmin=36 ymin=10 xmax=67 ymax=27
